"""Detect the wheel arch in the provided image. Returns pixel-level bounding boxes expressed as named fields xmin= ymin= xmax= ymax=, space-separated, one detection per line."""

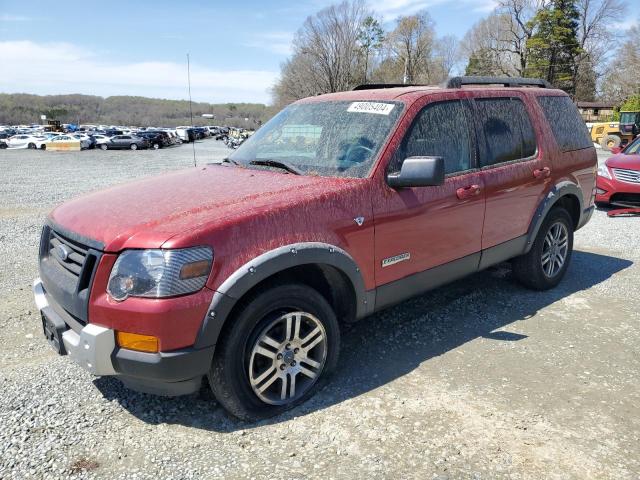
xmin=525 ymin=182 xmax=583 ymax=254
xmin=194 ymin=243 xmax=372 ymax=349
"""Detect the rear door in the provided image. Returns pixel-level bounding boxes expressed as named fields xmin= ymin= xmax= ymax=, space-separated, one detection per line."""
xmin=472 ymin=93 xmax=549 ymax=251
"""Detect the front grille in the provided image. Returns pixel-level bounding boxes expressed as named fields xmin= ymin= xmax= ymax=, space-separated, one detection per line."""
xmin=48 ymin=229 xmax=89 ymax=278
xmin=612 ymin=168 xmax=640 ymax=184
xmin=39 ymin=225 xmax=103 ymax=325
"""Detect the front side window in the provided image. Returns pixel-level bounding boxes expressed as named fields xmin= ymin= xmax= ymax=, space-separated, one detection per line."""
xmin=476 ymin=97 xmax=537 ymax=167
xmin=390 ymin=100 xmax=473 ymax=175
xmin=229 ymin=101 xmax=403 ymax=178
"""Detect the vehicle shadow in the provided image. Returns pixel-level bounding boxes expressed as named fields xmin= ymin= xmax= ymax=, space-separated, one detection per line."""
xmin=93 ymin=250 xmax=632 ymax=432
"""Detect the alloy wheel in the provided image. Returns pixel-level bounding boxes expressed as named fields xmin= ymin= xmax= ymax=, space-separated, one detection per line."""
xmin=248 ymin=311 xmax=327 ymax=406
xmin=541 ymin=221 xmax=569 ymax=277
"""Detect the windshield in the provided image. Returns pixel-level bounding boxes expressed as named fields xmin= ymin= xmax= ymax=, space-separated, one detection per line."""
xmin=620 ymin=112 xmax=640 ymax=125
xmin=624 ymin=136 xmax=640 ymax=154
xmin=229 ymin=100 xmax=403 ymax=178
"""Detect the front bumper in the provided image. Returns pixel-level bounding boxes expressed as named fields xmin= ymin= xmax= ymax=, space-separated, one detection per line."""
xmin=596 ymin=175 xmax=640 ymax=205
xmin=33 ymin=278 xmax=214 ymax=396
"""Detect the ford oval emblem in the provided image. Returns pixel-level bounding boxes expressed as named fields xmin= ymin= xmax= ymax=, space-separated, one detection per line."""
xmin=56 ymin=244 xmax=70 ymax=261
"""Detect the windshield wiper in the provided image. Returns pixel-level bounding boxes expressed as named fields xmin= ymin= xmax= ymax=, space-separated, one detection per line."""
xmin=249 ymin=159 xmax=302 ymax=175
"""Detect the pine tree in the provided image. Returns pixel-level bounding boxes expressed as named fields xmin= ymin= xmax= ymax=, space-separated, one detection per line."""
xmin=525 ymin=0 xmax=582 ymax=94
xmin=465 ymin=48 xmax=498 ymax=76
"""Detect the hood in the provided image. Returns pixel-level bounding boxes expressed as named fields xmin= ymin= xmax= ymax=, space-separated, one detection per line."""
xmin=50 ymin=165 xmax=361 ymax=252
xmin=606 ymin=153 xmax=640 ymax=170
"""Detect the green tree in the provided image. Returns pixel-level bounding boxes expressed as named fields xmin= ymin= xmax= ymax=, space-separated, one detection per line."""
xmin=621 ymin=94 xmax=640 ymax=113
xmin=525 ymin=0 xmax=582 ymax=94
xmin=465 ymin=48 xmax=496 ymax=76
xmin=357 ymin=16 xmax=384 ymax=83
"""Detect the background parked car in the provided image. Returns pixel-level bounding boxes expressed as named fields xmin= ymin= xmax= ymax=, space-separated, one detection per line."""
xmin=100 ymin=135 xmax=150 ymax=150
xmin=6 ymin=135 xmax=48 ymax=149
xmin=136 ymin=131 xmax=171 ymax=149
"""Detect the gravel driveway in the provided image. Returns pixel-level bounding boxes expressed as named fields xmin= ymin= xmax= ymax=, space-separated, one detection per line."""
xmin=1 ymin=144 xmax=638 ymax=479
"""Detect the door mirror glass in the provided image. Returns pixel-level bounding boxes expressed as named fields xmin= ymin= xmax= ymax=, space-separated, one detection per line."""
xmin=387 ymin=156 xmax=444 ymax=188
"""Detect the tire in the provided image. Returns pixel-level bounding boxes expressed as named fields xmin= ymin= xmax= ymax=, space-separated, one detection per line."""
xmin=595 ymin=201 xmax=609 ymax=209
xmin=129 ymin=143 xmax=138 ymax=150
xmin=600 ymin=134 xmax=621 ymax=151
xmin=41 ymin=145 xmax=46 ymax=150
xmin=208 ymin=283 xmax=340 ymax=421
xmin=28 ymin=143 xmax=36 ymax=149
xmin=512 ymin=207 xmax=574 ymax=290
xmin=100 ymin=144 xmax=108 ymax=151
xmin=152 ymin=143 xmax=160 ymax=150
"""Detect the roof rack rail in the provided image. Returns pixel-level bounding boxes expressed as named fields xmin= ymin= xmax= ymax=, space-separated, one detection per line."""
xmin=445 ymin=76 xmax=551 ymax=89
xmin=352 ymin=83 xmax=419 ymax=90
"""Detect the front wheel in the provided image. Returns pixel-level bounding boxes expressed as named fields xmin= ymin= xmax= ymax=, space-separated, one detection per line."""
xmin=512 ymin=207 xmax=573 ymax=290
xmin=28 ymin=143 xmax=36 ymax=149
xmin=100 ymin=144 xmax=108 ymax=150
xmin=208 ymin=284 xmax=340 ymax=421
xmin=129 ymin=143 xmax=138 ymax=150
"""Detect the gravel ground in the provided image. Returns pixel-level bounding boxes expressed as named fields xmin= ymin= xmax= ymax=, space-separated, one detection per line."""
xmin=0 ymin=144 xmax=638 ymax=479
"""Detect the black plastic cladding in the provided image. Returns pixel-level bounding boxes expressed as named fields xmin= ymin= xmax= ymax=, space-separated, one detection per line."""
xmin=39 ymin=220 xmax=104 ymax=324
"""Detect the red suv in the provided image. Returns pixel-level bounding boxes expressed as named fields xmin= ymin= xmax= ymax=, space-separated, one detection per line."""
xmin=34 ymin=77 xmax=596 ymax=420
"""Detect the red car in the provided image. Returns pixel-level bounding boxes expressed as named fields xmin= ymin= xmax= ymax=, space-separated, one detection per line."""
xmin=34 ymin=76 xmax=596 ymax=420
xmin=596 ymin=135 xmax=640 ymax=207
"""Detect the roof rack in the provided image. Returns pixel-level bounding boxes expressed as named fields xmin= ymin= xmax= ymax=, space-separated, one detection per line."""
xmin=445 ymin=76 xmax=551 ymax=89
xmin=352 ymin=83 xmax=419 ymax=90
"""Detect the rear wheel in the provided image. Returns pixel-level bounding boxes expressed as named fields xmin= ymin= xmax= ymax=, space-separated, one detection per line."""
xmin=512 ymin=207 xmax=573 ymax=290
xmin=129 ymin=143 xmax=138 ymax=150
xmin=152 ymin=143 xmax=160 ymax=150
xmin=41 ymin=145 xmax=46 ymax=150
xmin=208 ymin=284 xmax=340 ymax=421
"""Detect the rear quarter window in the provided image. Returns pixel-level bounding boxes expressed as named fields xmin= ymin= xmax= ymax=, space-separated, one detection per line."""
xmin=537 ymin=96 xmax=592 ymax=152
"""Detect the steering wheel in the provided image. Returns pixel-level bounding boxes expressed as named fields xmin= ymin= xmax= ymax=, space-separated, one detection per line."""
xmin=344 ymin=144 xmax=374 ymax=164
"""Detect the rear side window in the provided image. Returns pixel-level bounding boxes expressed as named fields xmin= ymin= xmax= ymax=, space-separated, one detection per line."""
xmin=537 ymin=96 xmax=592 ymax=151
xmin=476 ymin=98 xmax=537 ymax=167
xmin=391 ymin=100 xmax=473 ymax=175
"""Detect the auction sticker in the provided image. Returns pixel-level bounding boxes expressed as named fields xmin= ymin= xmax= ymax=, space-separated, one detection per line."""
xmin=347 ymin=102 xmax=395 ymax=115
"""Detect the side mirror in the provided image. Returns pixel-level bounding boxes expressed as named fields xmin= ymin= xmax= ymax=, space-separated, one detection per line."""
xmin=387 ymin=156 xmax=445 ymax=188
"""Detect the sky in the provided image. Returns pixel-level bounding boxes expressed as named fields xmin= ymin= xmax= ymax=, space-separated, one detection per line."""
xmin=1 ymin=0 xmax=506 ymax=104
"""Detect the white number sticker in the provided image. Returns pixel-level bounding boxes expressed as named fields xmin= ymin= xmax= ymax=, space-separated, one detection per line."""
xmin=347 ymin=102 xmax=395 ymax=115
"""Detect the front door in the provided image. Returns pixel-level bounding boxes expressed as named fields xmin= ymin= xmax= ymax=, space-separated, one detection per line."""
xmin=372 ymin=97 xmax=485 ymax=306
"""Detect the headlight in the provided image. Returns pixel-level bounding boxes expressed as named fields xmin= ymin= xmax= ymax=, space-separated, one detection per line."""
xmin=107 ymin=247 xmax=212 ymax=301
xmin=597 ymin=164 xmax=611 ymax=179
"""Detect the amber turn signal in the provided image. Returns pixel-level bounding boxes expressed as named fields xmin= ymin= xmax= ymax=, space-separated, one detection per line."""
xmin=116 ymin=331 xmax=159 ymax=353
xmin=179 ymin=259 xmax=211 ymax=280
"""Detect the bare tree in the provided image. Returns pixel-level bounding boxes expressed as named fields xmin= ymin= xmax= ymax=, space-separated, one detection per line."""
xmin=573 ymin=0 xmax=627 ymax=99
xmin=600 ymin=24 xmax=640 ymax=103
xmin=433 ymin=35 xmax=459 ymax=80
xmin=384 ymin=12 xmax=437 ymax=83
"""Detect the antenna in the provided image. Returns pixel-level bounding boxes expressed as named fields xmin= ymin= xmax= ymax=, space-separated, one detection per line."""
xmin=187 ymin=53 xmax=196 ymax=167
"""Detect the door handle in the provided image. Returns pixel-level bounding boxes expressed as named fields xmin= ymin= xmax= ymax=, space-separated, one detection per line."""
xmin=456 ymin=184 xmax=481 ymax=200
xmin=533 ymin=167 xmax=551 ymax=179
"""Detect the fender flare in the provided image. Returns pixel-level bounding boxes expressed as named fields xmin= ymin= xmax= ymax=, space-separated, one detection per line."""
xmin=524 ymin=181 xmax=583 ymax=253
xmin=193 ymin=242 xmax=371 ymax=349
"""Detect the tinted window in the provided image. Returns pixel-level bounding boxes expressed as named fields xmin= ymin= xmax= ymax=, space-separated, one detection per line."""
xmin=476 ymin=98 xmax=537 ymax=167
xmin=537 ymin=96 xmax=592 ymax=151
xmin=391 ymin=100 xmax=472 ymax=175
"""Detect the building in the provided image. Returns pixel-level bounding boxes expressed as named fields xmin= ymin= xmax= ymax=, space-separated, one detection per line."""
xmin=576 ymin=102 xmax=615 ymax=123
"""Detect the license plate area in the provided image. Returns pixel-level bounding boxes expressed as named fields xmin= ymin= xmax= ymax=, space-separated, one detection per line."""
xmin=41 ymin=309 xmax=68 ymax=355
